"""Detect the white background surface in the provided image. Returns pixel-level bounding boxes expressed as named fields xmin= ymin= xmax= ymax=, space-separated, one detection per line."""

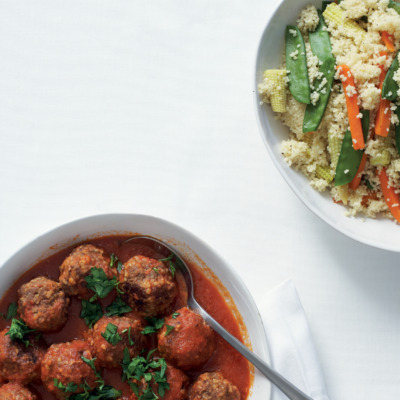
xmin=0 ymin=1 xmax=399 ymax=399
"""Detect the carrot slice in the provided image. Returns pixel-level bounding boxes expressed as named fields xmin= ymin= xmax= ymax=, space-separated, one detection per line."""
xmin=336 ymin=65 xmax=365 ymax=150
xmin=378 ymin=168 xmax=400 ymax=223
xmin=375 ymin=67 xmax=392 ymax=137
xmin=361 ymin=192 xmax=378 ymax=207
xmin=349 ymin=152 xmax=367 ymax=190
xmin=381 ymin=31 xmax=396 ymax=52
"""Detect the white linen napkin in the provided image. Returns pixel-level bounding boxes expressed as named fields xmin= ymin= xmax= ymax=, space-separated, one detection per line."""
xmin=260 ymin=280 xmax=330 ymax=400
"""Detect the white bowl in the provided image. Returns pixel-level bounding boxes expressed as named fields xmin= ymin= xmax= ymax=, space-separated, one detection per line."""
xmin=254 ymin=0 xmax=400 ymax=252
xmin=0 ymin=213 xmax=270 ymax=399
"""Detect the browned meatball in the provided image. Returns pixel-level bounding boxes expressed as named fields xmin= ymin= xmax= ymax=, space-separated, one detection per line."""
xmin=41 ymin=340 xmax=97 ymax=399
xmin=59 ymin=244 xmax=112 ymax=299
xmin=18 ymin=277 xmax=69 ymax=332
xmin=0 ymin=382 xmax=37 ymax=400
xmin=119 ymin=255 xmax=177 ymax=317
xmin=189 ymin=372 xmax=240 ymax=400
xmin=0 ymin=328 xmax=45 ymax=384
xmin=128 ymin=365 xmax=188 ymax=400
xmin=87 ymin=315 xmax=148 ymax=368
xmin=157 ymin=307 xmax=215 ymax=370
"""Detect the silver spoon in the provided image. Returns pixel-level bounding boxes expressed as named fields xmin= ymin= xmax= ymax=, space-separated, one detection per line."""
xmin=124 ymin=236 xmax=313 ymax=400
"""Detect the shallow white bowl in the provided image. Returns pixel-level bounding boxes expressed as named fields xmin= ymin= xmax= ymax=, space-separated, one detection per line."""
xmin=0 ymin=213 xmax=270 ymax=399
xmin=254 ymin=0 xmax=400 ymax=252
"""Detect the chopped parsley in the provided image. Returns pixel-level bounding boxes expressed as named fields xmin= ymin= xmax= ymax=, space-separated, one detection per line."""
xmin=109 ymin=254 xmax=124 ymax=273
xmin=85 ymin=268 xmax=121 ymax=302
xmin=53 ymin=379 xmax=79 ymax=394
xmin=164 ymin=325 xmax=174 ymax=336
xmin=121 ymin=348 xmax=169 ymax=400
xmin=105 ymin=297 xmax=132 ymax=317
xmin=80 ymin=300 xmax=103 ymax=328
xmin=122 ymin=327 xmax=135 ymax=346
xmin=0 ymin=302 xmax=18 ymax=320
xmin=172 ymin=312 xmax=180 ymax=319
xmin=141 ymin=317 xmax=164 ymax=335
xmin=6 ymin=318 xmax=38 ymax=347
xmin=158 ymin=254 xmax=177 ymax=278
xmin=101 ymin=323 xmax=122 ymax=345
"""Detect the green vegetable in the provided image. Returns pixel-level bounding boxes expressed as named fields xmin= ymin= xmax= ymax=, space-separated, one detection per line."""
xmin=109 ymin=254 xmax=123 ymax=273
xmin=141 ymin=317 xmax=164 ymax=335
xmin=53 ymin=379 xmax=79 ymax=394
xmin=382 ymin=51 xmax=399 ymax=101
xmin=6 ymin=318 xmax=37 ymax=347
xmin=0 ymin=302 xmax=18 ymax=321
xmin=80 ymin=300 xmax=103 ymax=327
xmin=158 ymin=254 xmax=179 ymax=278
xmin=101 ymin=323 xmax=122 ymax=345
xmin=85 ymin=268 xmax=120 ymax=302
xmin=395 ymin=108 xmax=400 ymax=154
xmin=105 ymin=297 xmax=132 ymax=317
xmin=335 ymin=110 xmax=370 ymax=186
xmin=121 ymin=348 xmax=169 ymax=399
xmin=285 ymin=25 xmax=311 ymax=104
xmin=172 ymin=312 xmax=180 ymax=319
xmin=165 ymin=325 xmax=174 ymax=336
xmin=303 ymin=10 xmax=336 ymax=133
xmin=388 ymin=0 xmax=400 ymax=14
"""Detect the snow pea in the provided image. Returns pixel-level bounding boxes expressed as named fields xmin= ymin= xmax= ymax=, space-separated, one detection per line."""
xmin=285 ymin=25 xmax=311 ymax=104
xmin=303 ymin=11 xmax=335 ymax=133
xmin=382 ymin=51 xmax=399 ymax=101
xmin=395 ymin=108 xmax=400 ymax=155
xmin=388 ymin=0 xmax=400 ymax=14
xmin=335 ymin=110 xmax=370 ymax=186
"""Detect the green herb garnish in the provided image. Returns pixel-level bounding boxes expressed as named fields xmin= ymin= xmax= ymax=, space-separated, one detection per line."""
xmin=141 ymin=317 xmax=164 ymax=335
xmin=80 ymin=300 xmax=103 ymax=328
xmin=85 ymin=268 xmax=121 ymax=302
xmin=101 ymin=323 xmax=122 ymax=345
xmin=164 ymin=325 xmax=174 ymax=336
xmin=158 ymin=254 xmax=177 ymax=278
xmin=1 ymin=302 xmax=18 ymax=320
xmin=105 ymin=297 xmax=132 ymax=317
xmin=121 ymin=348 xmax=169 ymax=400
xmin=172 ymin=312 xmax=180 ymax=319
xmin=110 ymin=254 xmax=124 ymax=273
xmin=6 ymin=318 xmax=37 ymax=347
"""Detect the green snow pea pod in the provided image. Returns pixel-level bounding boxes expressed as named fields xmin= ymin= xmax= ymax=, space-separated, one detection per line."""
xmin=388 ymin=0 xmax=400 ymax=14
xmin=335 ymin=110 xmax=370 ymax=187
xmin=285 ymin=25 xmax=311 ymax=104
xmin=395 ymin=108 xmax=400 ymax=155
xmin=303 ymin=11 xmax=336 ymax=133
xmin=382 ymin=51 xmax=399 ymax=101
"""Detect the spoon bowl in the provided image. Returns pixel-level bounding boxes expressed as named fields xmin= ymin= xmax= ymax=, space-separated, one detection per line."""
xmin=125 ymin=235 xmax=312 ymax=400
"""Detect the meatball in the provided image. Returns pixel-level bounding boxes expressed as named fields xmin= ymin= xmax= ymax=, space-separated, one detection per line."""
xmin=119 ymin=255 xmax=177 ymax=317
xmin=0 ymin=328 xmax=45 ymax=384
xmin=59 ymin=244 xmax=112 ymax=299
xmin=87 ymin=315 xmax=148 ymax=368
xmin=128 ymin=365 xmax=188 ymax=400
xmin=157 ymin=307 xmax=215 ymax=370
xmin=0 ymin=382 xmax=36 ymax=400
xmin=18 ymin=277 xmax=69 ymax=332
xmin=189 ymin=372 xmax=240 ymax=400
xmin=41 ymin=340 xmax=97 ymax=399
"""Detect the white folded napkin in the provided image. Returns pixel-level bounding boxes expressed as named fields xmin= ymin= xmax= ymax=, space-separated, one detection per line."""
xmin=260 ymin=280 xmax=330 ymax=400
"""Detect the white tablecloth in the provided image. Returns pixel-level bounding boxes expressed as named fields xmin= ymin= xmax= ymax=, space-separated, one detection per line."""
xmin=1 ymin=1 xmax=399 ymax=399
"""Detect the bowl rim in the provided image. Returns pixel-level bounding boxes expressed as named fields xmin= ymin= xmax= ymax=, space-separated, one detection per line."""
xmin=0 ymin=213 xmax=271 ymax=398
xmin=253 ymin=1 xmax=400 ymax=253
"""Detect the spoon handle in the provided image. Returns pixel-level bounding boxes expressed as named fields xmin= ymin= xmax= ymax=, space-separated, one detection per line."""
xmin=190 ymin=300 xmax=313 ymax=400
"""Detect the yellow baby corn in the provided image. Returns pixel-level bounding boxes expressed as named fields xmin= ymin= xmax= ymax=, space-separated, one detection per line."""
xmin=316 ymin=165 xmax=334 ymax=183
xmin=336 ymin=186 xmax=349 ymax=205
xmin=370 ymin=149 xmax=391 ymax=166
xmin=328 ymin=132 xmax=342 ymax=171
xmin=323 ymin=3 xmax=366 ymax=40
xmin=263 ymin=69 xmax=287 ymax=113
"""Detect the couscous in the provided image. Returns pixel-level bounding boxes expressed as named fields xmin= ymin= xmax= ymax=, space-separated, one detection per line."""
xmin=259 ymin=0 xmax=400 ymax=222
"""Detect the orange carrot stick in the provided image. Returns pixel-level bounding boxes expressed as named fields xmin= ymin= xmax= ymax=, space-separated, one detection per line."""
xmin=375 ymin=67 xmax=392 ymax=137
xmin=336 ymin=65 xmax=365 ymax=150
xmin=349 ymin=152 xmax=367 ymax=190
xmin=381 ymin=31 xmax=395 ymax=52
xmin=378 ymin=168 xmax=400 ymax=223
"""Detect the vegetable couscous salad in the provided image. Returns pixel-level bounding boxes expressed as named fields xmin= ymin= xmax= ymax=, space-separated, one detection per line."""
xmin=259 ymin=0 xmax=400 ymax=222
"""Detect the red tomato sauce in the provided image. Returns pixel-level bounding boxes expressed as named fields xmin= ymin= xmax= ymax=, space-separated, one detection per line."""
xmin=0 ymin=235 xmax=251 ymax=399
